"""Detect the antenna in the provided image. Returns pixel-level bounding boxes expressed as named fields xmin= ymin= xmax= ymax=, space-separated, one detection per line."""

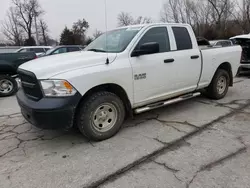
xmin=104 ymin=0 xmax=109 ymax=64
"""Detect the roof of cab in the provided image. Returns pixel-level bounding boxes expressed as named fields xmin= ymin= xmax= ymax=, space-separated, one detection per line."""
xmin=114 ymin=23 xmax=191 ymax=30
xmin=230 ymin=34 xmax=250 ymax=39
xmin=20 ymin=46 xmax=52 ymax=49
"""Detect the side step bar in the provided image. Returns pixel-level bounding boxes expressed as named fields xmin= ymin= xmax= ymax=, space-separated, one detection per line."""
xmin=134 ymin=92 xmax=201 ymax=114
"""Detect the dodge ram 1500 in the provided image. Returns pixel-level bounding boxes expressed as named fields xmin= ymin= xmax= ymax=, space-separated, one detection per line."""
xmin=16 ymin=23 xmax=242 ymax=141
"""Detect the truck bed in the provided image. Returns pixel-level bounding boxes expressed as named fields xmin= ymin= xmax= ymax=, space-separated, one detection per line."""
xmin=198 ymin=45 xmax=242 ymax=88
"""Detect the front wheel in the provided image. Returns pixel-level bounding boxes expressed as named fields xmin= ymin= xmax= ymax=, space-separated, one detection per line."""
xmin=0 ymin=75 xmax=18 ymax=97
xmin=77 ymin=91 xmax=125 ymax=141
xmin=206 ymin=69 xmax=230 ymax=100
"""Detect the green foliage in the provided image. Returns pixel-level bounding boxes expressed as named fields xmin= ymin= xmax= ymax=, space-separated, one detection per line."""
xmin=59 ymin=27 xmax=75 ymax=45
xmin=24 ymin=37 xmax=36 ymax=46
xmin=60 ymin=19 xmax=89 ymax=45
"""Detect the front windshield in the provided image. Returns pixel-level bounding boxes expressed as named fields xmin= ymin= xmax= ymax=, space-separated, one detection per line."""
xmin=85 ymin=27 xmax=142 ymax=53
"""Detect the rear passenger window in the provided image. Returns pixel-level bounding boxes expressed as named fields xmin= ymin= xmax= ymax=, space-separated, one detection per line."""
xmin=222 ymin=41 xmax=232 ymax=47
xmin=19 ymin=49 xmax=29 ymax=52
xmin=31 ymin=48 xmax=45 ymax=53
xmin=216 ymin=42 xmax=223 ymax=46
xmin=136 ymin=27 xmax=170 ymax=53
xmin=68 ymin=47 xmax=80 ymax=52
xmin=53 ymin=47 xmax=67 ymax=54
xmin=172 ymin=27 xmax=192 ymax=50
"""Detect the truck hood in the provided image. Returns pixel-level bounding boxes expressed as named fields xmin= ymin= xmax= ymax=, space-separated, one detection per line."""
xmin=19 ymin=51 xmax=117 ymax=79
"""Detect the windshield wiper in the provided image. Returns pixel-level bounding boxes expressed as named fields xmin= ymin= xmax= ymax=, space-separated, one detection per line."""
xmin=87 ymin=49 xmax=107 ymax=52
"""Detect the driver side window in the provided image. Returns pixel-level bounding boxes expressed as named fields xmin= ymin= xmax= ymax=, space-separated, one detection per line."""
xmin=216 ymin=42 xmax=223 ymax=46
xmin=135 ymin=27 xmax=170 ymax=53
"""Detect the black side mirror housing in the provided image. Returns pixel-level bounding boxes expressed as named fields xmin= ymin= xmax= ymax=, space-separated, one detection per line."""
xmin=131 ymin=42 xmax=160 ymax=57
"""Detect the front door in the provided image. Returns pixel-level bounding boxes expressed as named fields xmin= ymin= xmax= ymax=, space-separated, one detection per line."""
xmin=129 ymin=26 xmax=180 ymax=107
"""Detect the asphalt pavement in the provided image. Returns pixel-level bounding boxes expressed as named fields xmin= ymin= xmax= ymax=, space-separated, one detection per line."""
xmin=0 ymin=76 xmax=250 ymax=188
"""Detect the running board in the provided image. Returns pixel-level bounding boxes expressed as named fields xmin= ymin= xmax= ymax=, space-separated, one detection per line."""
xmin=134 ymin=92 xmax=201 ymax=114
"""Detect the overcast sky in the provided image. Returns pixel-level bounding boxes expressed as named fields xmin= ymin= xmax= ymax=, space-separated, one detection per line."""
xmin=0 ymin=0 xmax=164 ymax=40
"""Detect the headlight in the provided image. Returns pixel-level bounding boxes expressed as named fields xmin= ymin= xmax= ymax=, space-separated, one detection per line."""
xmin=40 ymin=80 xmax=77 ymax=97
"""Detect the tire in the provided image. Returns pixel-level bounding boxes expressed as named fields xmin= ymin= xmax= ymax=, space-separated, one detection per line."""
xmin=0 ymin=75 xmax=18 ymax=97
xmin=206 ymin=69 xmax=230 ymax=100
xmin=77 ymin=91 xmax=125 ymax=141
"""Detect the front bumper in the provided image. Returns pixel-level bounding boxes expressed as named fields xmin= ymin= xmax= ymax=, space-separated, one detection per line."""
xmin=240 ymin=64 xmax=250 ymax=69
xmin=16 ymin=89 xmax=82 ymax=130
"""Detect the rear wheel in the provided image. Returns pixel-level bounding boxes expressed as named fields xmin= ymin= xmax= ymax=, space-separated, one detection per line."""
xmin=206 ymin=69 xmax=230 ymax=100
xmin=0 ymin=75 xmax=18 ymax=97
xmin=77 ymin=91 xmax=125 ymax=141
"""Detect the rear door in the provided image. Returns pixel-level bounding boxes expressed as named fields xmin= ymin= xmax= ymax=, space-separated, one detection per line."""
xmin=169 ymin=26 xmax=201 ymax=92
xmin=67 ymin=47 xmax=81 ymax=52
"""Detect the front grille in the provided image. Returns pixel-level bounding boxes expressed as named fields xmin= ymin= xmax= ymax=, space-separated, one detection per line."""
xmin=18 ymin=69 xmax=43 ymax=100
xmin=241 ymin=47 xmax=250 ymax=64
xmin=241 ymin=60 xmax=250 ymax=64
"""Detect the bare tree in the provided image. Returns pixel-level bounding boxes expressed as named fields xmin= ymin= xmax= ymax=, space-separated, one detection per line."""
xmin=243 ymin=0 xmax=250 ymax=25
xmin=233 ymin=0 xmax=250 ymax=33
xmin=134 ymin=16 xmax=152 ymax=24
xmin=117 ymin=12 xmax=134 ymax=26
xmin=93 ymin=29 xmax=103 ymax=39
xmin=12 ymin=0 xmax=43 ymax=44
xmin=161 ymin=0 xmax=191 ymax=23
xmin=207 ymin=0 xmax=235 ymax=25
xmin=241 ymin=0 xmax=250 ymax=32
xmin=1 ymin=7 xmax=23 ymax=45
xmin=207 ymin=0 xmax=236 ymax=37
xmin=72 ymin=18 xmax=89 ymax=44
xmin=117 ymin=12 xmax=152 ymax=26
xmin=186 ymin=0 xmax=213 ymax=36
xmin=161 ymin=0 xmax=194 ymax=24
xmin=160 ymin=3 xmax=170 ymax=23
xmin=39 ymin=19 xmax=49 ymax=45
xmin=160 ymin=0 xmax=239 ymax=38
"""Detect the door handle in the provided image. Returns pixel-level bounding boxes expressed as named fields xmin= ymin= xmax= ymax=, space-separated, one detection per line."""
xmin=191 ymin=55 xmax=199 ymax=59
xmin=164 ymin=59 xmax=174 ymax=63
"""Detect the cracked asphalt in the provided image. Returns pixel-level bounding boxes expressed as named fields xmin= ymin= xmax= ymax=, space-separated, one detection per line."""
xmin=1 ymin=76 xmax=250 ymax=188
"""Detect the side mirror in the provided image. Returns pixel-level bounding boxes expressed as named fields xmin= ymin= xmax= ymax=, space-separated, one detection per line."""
xmin=131 ymin=42 xmax=160 ymax=57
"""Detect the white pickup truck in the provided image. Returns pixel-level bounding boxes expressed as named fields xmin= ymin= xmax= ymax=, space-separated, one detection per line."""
xmin=16 ymin=23 xmax=242 ymax=141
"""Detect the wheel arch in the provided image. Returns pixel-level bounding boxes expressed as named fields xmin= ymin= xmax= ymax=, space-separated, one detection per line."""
xmin=0 ymin=68 xmax=17 ymax=76
xmin=216 ymin=62 xmax=233 ymax=86
xmin=0 ymin=74 xmax=18 ymax=97
xmin=76 ymin=83 xmax=133 ymax=118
